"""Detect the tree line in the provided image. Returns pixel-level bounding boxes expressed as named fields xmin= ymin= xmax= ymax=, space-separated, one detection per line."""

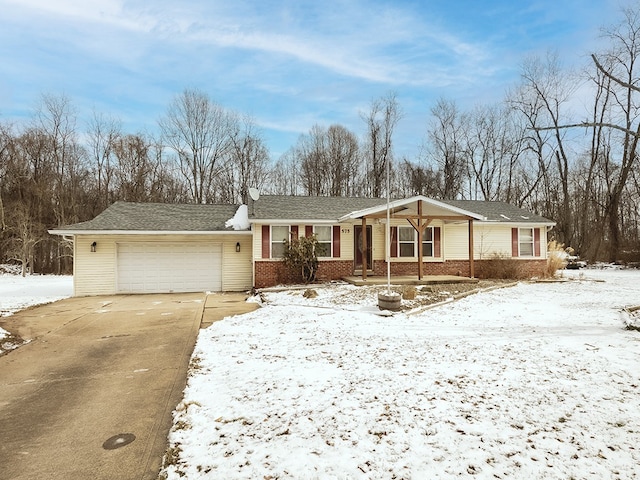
xmin=2 ymin=6 xmax=640 ymax=275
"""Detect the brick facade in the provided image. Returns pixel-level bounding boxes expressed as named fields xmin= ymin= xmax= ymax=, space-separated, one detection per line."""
xmin=254 ymin=260 xmax=354 ymax=288
xmin=517 ymin=259 xmax=548 ymax=278
xmin=255 ymin=258 xmax=549 ymax=288
xmin=371 ymin=260 xmax=473 ymax=277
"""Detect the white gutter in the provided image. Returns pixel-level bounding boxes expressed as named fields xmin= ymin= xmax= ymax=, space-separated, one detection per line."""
xmin=48 ymin=229 xmax=252 ymax=236
xmin=248 ymin=219 xmax=338 ymax=225
xmin=475 ymin=221 xmax=557 ymax=227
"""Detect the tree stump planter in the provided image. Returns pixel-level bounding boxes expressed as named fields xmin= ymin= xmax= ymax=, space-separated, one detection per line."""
xmin=378 ymin=292 xmax=401 ymax=312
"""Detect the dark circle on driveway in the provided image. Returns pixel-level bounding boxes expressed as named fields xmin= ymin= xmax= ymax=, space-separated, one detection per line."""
xmin=102 ymin=433 xmax=136 ymax=450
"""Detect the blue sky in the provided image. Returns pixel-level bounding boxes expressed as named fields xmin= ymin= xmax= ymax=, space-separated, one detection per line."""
xmin=0 ymin=0 xmax=622 ymax=160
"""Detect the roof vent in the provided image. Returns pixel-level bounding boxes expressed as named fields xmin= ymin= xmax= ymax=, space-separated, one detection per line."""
xmin=500 ymin=214 xmax=511 ymax=220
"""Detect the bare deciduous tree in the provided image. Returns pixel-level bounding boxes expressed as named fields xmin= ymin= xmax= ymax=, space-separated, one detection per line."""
xmin=267 ymin=149 xmax=302 ymax=196
xmin=159 ymin=89 xmax=232 ymax=204
xmin=426 ymin=98 xmax=466 ymax=199
xmin=326 ymin=124 xmax=360 ymax=196
xmin=87 ymin=111 xmax=121 ymax=212
xmin=361 ymin=92 xmax=401 ymax=197
xmin=464 ymin=104 xmax=526 ymax=202
xmin=591 ymin=8 xmax=640 ymax=261
xmin=218 ymin=114 xmax=270 ymax=204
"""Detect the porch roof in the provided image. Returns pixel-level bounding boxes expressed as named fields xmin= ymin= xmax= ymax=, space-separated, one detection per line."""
xmin=337 ymin=196 xmax=487 ymax=222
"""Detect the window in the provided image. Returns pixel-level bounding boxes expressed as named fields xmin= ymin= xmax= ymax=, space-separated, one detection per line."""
xmin=422 ymin=227 xmax=434 ymax=257
xmin=314 ymin=225 xmax=332 ymax=257
xmin=398 ymin=226 xmax=435 ymax=257
xmin=271 ymin=225 xmax=290 ymax=258
xmin=519 ymin=228 xmax=534 ymax=256
xmin=398 ymin=226 xmax=415 ymax=257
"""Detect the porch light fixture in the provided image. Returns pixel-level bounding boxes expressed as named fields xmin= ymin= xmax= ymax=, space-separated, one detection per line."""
xmin=91 ymin=241 xmax=97 ymax=253
xmin=236 ymin=242 xmax=241 ymax=252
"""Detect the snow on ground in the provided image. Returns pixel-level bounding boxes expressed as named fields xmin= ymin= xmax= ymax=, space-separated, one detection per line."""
xmin=0 ymin=269 xmax=73 ymax=353
xmin=163 ymin=268 xmax=640 ymax=480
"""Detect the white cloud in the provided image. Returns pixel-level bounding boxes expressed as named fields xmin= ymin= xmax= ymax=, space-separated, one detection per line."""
xmin=1 ymin=0 xmax=492 ymax=87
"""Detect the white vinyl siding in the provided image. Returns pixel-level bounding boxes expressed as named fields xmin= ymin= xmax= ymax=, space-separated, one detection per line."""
xmin=253 ymin=223 xmax=356 ymax=262
xmin=73 ymin=236 xmax=119 ymax=296
xmin=444 ymin=224 xmax=547 ymax=260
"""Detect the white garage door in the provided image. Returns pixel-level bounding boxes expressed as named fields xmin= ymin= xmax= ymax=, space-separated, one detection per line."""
xmin=117 ymin=243 xmax=222 ymax=293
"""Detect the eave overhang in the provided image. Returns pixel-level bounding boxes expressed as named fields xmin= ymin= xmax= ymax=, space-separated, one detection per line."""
xmin=48 ymin=229 xmax=252 ymax=236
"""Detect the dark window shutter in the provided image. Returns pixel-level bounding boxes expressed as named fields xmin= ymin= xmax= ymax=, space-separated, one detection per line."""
xmin=291 ymin=225 xmax=299 ymax=239
xmin=305 ymin=225 xmax=313 ymax=237
xmin=262 ymin=225 xmax=270 ymax=258
xmin=332 ymin=225 xmax=340 ymax=258
xmin=534 ymin=228 xmax=541 ymax=257
xmin=434 ymin=227 xmax=441 ymax=257
xmin=511 ymin=228 xmax=519 ymax=257
xmin=390 ymin=226 xmax=398 ymax=258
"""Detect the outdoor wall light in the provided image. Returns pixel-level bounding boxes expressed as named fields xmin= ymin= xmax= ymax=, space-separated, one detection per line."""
xmin=236 ymin=242 xmax=241 ymax=252
xmin=91 ymin=241 xmax=97 ymax=253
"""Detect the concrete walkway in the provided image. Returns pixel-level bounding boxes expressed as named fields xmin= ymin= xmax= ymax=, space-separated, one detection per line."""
xmin=0 ymin=292 xmax=256 ymax=480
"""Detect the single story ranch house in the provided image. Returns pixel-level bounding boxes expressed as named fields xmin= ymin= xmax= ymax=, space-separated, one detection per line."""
xmin=50 ymin=195 xmax=555 ymax=296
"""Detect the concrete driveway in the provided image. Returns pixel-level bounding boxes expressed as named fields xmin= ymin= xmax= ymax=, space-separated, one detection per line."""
xmin=0 ymin=292 xmax=256 ymax=480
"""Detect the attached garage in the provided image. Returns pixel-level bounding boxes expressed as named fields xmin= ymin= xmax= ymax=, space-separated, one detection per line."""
xmin=116 ymin=242 xmax=222 ymax=293
xmin=50 ymin=202 xmax=253 ymax=296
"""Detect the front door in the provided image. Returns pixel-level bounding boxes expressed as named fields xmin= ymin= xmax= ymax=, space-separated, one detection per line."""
xmin=354 ymin=224 xmax=373 ymax=271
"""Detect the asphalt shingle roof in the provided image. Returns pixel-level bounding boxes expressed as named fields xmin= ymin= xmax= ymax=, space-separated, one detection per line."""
xmin=249 ymin=195 xmax=553 ymax=224
xmin=440 ymin=200 xmax=553 ymax=223
xmin=53 ymin=196 xmax=554 ymax=233
xmin=56 ymin=201 xmax=240 ymax=232
xmin=249 ymin=195 xmax=388 ymax=220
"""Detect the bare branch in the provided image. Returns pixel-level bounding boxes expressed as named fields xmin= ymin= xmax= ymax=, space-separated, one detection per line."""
xmin=591 ymin=54 xmax=640 ymax=93
xmin=533 ymin=121 xmax=640 ymax=137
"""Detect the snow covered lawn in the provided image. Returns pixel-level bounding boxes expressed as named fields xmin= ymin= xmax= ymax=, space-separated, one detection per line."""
xmin=163 ymin=269 xmax=640 ymax=479
xmin=0 ymin=271 xmax=73 ymax=353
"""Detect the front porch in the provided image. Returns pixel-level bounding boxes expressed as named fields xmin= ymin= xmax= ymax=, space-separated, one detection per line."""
xmin=342 ymin=274 xmax=479 ymax=286
xmin=339 ymin=196 xmax=485 ymax=283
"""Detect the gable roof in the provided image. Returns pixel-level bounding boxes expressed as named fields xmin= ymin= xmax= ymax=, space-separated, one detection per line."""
xmin=337 ymin=195 xmax=487 ymax=222
xmin=50 ymin=201 xmax=245 ymax=235
xmin=50 ymin=196 xmax=555 ymax=235
xmin=250 ymin=195 xmax=553 ymax=225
